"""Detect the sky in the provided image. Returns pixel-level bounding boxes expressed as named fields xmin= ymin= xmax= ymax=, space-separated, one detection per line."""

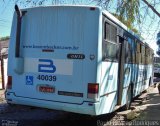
xmin=0 ymin=0 xmax=94 ymax=37
xmin=0 ymin=0 xmax=160 ymax=55
xmin=0 ymin=0 xmax=14 ymax=37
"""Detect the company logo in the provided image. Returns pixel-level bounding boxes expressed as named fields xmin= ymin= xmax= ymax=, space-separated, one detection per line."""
xmin=38 ymin=59 xmax=56 ymax=73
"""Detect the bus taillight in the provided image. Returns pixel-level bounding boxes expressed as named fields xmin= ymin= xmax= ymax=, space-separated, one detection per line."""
xmin=87 ymin=83 xmax=99 ymax=100
xmin=7 ymin=76 xmax=12 ymax=89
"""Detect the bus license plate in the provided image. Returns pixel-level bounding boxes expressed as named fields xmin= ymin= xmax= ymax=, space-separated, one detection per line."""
xmin=39 ymin=86 xmax=55 ymax=93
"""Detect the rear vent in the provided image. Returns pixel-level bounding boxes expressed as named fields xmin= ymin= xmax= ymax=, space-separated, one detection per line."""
xmin=58 ymin=91 xmax=83 ymax=97
xmin=42 ymin=49 xmax=54 ymax=52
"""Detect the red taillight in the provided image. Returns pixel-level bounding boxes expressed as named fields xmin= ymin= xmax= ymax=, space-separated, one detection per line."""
xmin=88 ymin=83 xmax=99 ymax=94
xmin=88 ymin=83 xmax=99 ymax=100
xmin=7 ymin=76 xmax=12 ymax=89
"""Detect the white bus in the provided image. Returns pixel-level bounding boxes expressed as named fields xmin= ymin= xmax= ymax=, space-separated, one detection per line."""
xmin=154 ymin=57 xmax=160 ymax=77
xmin=5 ymin=5 xmax=154 ymax=115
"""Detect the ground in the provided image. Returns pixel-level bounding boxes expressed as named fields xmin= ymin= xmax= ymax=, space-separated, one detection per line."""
xmin=0 ymin=85 xmax=160 ymax=126
xmin=134 ymin=85 xmax=160 ymax=120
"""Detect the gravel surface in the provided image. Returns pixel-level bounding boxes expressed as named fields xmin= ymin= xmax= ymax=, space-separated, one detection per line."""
xmin=1 ymin=86 xmax=160 ymax=126
xmin=0 ymin=90 xmax=117 ymax=126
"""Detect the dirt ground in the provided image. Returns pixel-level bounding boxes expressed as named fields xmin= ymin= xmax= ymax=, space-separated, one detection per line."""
xmin=0 ymin=85 xmax=160 ymax=126
xmin=134 ymin=84 xmax=160 ymax=120
xmin=0 ymin=90 xmax=113 ymax=126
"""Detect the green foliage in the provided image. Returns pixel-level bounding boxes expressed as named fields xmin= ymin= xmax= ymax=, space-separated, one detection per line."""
xmin=97 ymin=0 xmax=141 ymax=34
xmin=2 ymin=0 xmax=141 ymax=34
xmin=112 ymin=13 xmax=139 ymax=34
xmin=116 ymin=0 xmax=141 ymax=26
xmin=0 ymin=36 xmax=10 ymax=41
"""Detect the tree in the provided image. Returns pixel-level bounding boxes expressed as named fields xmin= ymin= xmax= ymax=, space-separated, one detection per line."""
xmin=11 ymin=0 xmax=159 ymax=30
xmin=112 ymin=13 xmax=139 ymax=34
xmin=0 ymin=36 xmax=10 ymax=41
xmin=115 ymin=0 xmax=141 ymax=28
xmin=142 ymin=0 xmax=160 ymax=18
xmin=2 ymin=0 xmax=160 ymax=45
xmin=4 ymin=0 xmax=160 ymax=24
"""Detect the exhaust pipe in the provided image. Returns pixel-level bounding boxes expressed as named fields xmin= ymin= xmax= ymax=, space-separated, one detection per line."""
xmin=14 ymin=5 xmax=26 ymax=74
xmin=15 ymin=4 xmax=22 ymax=58
xmin=15 ymin=4 xmax=22 ymax=18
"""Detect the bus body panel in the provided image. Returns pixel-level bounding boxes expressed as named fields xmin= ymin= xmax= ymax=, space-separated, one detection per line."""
xmin=7 ymin=92 xmax=97 ymax=115
xmin=6 ymin=5 xmax=154 ymax=116
xmin=7 ymin=6 xmax=100 ymax=107
xmin=97 ymin=62 xmax=118 ymax=114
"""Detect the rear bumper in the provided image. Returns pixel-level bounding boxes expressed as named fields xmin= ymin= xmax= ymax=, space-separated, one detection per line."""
xmin=5 ymin=92 xmax=98 ymax=115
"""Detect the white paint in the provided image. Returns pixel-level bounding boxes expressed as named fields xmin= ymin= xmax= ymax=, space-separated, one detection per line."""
xmin=24 ymin=58 xmax=73 ymax=75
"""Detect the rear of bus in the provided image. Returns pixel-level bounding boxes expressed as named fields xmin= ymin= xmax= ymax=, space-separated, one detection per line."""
xmin=5 ymin=6 xmax=101 ymax=115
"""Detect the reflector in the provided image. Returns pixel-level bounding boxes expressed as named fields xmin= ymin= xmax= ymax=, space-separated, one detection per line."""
xmin=7 ymin=76 xmax=12 ymax=89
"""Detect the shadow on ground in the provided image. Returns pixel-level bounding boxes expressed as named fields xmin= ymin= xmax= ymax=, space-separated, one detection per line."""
xmin=0 ymin=103 xmax=117 ymax=126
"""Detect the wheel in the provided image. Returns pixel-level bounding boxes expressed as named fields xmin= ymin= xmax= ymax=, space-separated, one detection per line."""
xmin=124 ymin=86 xmax=132 ymax=110
xmin=7 ymin=102 xmax=15 ymax=106
xmin=149 ymin=77 xmax=152 ymax=87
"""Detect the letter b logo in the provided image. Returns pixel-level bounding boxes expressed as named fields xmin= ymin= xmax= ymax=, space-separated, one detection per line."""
xmin=38 ymin=59 xmax=56 ymax=73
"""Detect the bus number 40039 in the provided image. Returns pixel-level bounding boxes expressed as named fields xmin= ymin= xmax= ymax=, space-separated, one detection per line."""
xmin=37 ymin=75 xmax=57 ymax=81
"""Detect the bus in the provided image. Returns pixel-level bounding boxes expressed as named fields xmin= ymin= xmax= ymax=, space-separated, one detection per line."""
xmin=5 ymin=5 xmax=154 ymax=115
xmin=154 ymin=57 xmax=160 ymax=77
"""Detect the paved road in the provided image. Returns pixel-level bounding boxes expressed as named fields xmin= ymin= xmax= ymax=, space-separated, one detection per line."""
xmin=134 ymin=85 xmax=160 ymax=120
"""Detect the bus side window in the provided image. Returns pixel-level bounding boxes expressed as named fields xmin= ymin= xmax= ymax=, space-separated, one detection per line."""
xmin=145 ymin=47 xmax=148 ymax=65
xmin=140 ymin=43 xmax=142 ymax=64
xmin=131 ymin=38 xmax=136 ymax=64
xmin=125 ymin=38 xmax=131 ymax=63
xmin=136 ymin=42 xmax=140 ymax=64
xmin=104 ymin=22 xmax=110 ymax=40
xmin=145 ymin=47 xmax=149 ymax=65
xmin=142 ymin=45 xmax=145 ymax=64
xmin=131 ymin=39 xmax=136 ymax=64
xmin=103 ymin=20 xmax=119 ymax=62
xmin=104 ymin=21 xmax=117 ymax=43
xmin=102 ymin=42 xmax=119 ymax=62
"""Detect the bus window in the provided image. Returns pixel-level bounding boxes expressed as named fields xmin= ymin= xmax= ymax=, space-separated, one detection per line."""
xmin=140 ymin=43 xmax=142 ymax=53
xmin=104 ymin=21 xmax=117 ymax=43
xmin=102 ymin=42 xmax=119 ymax=62
xmin=104 ymin=22 xmax=110 ymax=40
xmin=130 ymin=38 xmax=136 ymax=64
xmin=142 ymin=45 xmax=145 ymax=64
xmin=125 ymin=40 xmax=131 ymax=63
xmin=125 ymin=37 xmax=136 ymax=64
xmin=136 ymin=42 xmax=140 ymax=64
xmin=145 ymin=47 xmax=149 ymax=65
xmin=110 ymin=25 xmax=117 ymax=43
xmin=103 ymin=20 xmax=118 ymax=62
xmin=140 ymin=43 xmax=142 ymax=64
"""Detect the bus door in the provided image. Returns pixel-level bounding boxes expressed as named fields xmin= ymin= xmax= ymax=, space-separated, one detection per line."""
xmin=117 ymin=36 xmax=126 ymax=105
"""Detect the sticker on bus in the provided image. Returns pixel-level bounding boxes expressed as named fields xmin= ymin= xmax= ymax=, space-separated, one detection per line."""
xmin=26 ymin=76 xmax=33 ymax=85
xmin=24 ymin=58 xmax=73 ymax=75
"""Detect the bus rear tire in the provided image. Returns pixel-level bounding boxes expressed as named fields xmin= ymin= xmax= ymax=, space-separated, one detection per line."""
xmin=149 ymin=77 xmax=153 ymax=87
